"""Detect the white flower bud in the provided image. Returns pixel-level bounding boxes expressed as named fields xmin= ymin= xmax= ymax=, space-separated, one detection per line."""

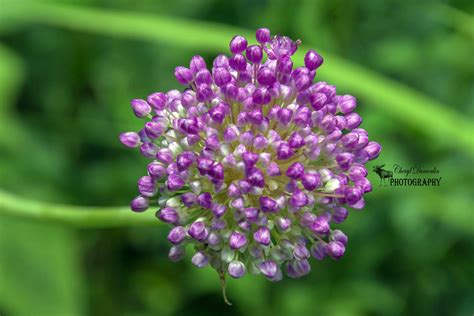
xmin=166 ymin=197 xmax=180 ymax=208
xmin=190 ymin=181 xmax=202 ymax=194
xmin=221 ymin=246 xmax=235 ymax=263
xmin=324 ymin=178 xmax=340 ymax=192
xmin=219 ymin=144 xmax=231 ymax=156
xmin=168 ymin=142 xmax=182 ymax=155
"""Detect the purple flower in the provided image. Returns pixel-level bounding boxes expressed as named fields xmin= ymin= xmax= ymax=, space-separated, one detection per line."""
xmin=144 ymin=122 xmax=163 ymax=139
xmin=157 ymin=207 xmax=178 ymax=224
xmin=121 ymin=29 xmax=381 ymax=290
xmin=286 ymin=162 xmax=305 ymax=179
xmin=310 ymin=216 xmax=330 ymax=235
xmin=147 ymin=92 xmax=167 ymax=110
xmin=190 ymin=55 xmax=206 ymax=74
xmin=130 ymin=196 xmax=149 ymax=212
xmin=332 ymin=207 xmax=349 ymax=224
xmin=197 ymin=192 xmax=213 ymax=209
xmin=327 ymin=241 xmax=346 ymax=260
xmin=256 ymin=28 xmax=271 ymax=44
xmin=257 ymin=67 xmax=276 ymax=86
xmin=246 ymin=45 xmax=263 ymax=64
xmin=181 ymin=192 xmax=197 ymax=207
xmin=167 ymin=174 xmax=184 ymax=191
xmin=302 ymin=173 xmax=320 ymax=190
xmin=230 ymin=35 xmax=248 ymax=54
xmin=188 ymin=221 xmax=209 ymax=242
xmin=174 ymin=66 xmax=194 ymax=85
xmin=191 ymin=251 xmax=209 ymax=268
xmin=276 ymin=217 xmax=291 ymax=232
xmin=137 ymin=176 xmax=157 ymax=197
xmin=258 ymin=260 xmax=282 ymax=281
xmin=286 ymin=259 xmax=311 ymax=278
xmin=338 ymin=95 xmax=357 ymax=114
xmin=229 ymin=54 xmax=247 ymax=71
xmin=289 ymin=189 xmax=308 ymax=207
xmin=168 ymin=245 xmax=185 ymax=262
xmin=344 ymin=187 xmax=362 ymax=205
xmin=213 ymin=67 xmax=232 ymax=87
xmin=229 ymin=231 xmax=248 ymax=249
xmin=228 ymin=260 xmax=246 ymax=278
xmin=120 ymin=132 xmax=140 ymax=148
xmin=259 ymin=196 xmax=278 ymax=213
xmin=265 ymin=36 xmax=299 ymax=60
xmin=330 ymin=229 xmax=348 ymax=246
xmin=243 ymin=207 xmax=259 ymax=222
xmin=253 ymin=226 xmax=271 ymax=246
xmin=310 ymin=241 xmax=327 ymax=260
xmin=293 ymin=244 xmax=310 ymax=260
xmin=364 ymin=141 xmax=382 ymax=160
xmin=130 ymin=99 xmax=151 ymax=118
xmin=277 ymin=142 xmax=294 ymax=160
xmin=304 ymin=50 xmax=324 ymax=70
xmin=167 ymin=226 xmax=186 ymax=244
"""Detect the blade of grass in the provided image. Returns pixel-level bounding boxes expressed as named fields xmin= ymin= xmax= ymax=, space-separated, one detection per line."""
xmin=2 ymin=1 xmax=473 ymax=157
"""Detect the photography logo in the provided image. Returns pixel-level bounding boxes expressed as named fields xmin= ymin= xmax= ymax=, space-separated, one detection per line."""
xmin=372 ymin=164 xmax=441 ymax=187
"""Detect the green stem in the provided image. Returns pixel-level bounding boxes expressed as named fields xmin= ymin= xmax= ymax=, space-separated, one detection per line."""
xmin=0 ymin=189 xmax=158 ymax=228
xmin=219 ymin=270 xmax=232 ymax=306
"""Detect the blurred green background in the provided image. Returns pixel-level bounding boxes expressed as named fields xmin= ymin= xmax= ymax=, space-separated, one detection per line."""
xmin=0 ymin=0 xmax=473 ymax=315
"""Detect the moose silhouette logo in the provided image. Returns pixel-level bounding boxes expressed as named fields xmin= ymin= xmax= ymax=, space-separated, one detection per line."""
xmin=372 ymin=164 xmax=393 ymax=186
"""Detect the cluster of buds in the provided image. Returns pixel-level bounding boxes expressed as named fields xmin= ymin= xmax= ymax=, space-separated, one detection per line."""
xmin=120 ymin=28 xmax=380 ymax=298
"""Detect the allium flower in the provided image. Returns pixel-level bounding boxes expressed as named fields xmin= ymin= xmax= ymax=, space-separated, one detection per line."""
xmin=120 ymin=27 xmax=381 ymax=304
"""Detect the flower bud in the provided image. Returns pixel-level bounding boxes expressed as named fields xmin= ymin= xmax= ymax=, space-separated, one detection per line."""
xmin=286 ymin=162 xmax=305 ymax=179
xmin=130 ymin=196 xmax=149 ymax=212
xmin=330 ymin=229 xmax=348 ymax=246
xmin=304 ymin=50 xmax=323 ymax=70
xmin=168 ymin=245 xmax=185 ymax=262
xmin=190 ymin=55 xmax=206 ymax=74
xmin=293 ymin=244 xmax=310 ymax=260
xmin=168 ymin=226 xmax=186 ymax=244
xmin=256 ymin=28 xmax=271 ymax=43
xmin=253 ymin=226 xmax=271 ymax=246
xmin=327 ymin=241 xmax=345 ymax=260
xmin=188 ymin=221 xmax=209 ymax=242
xmin=229 ymin=231 xmax=248 ymax=249
xmin=192 ymin=251 xmax=209 ymax=268
xmin=119 ymin=132 xmax=140 ymax=148
xmin=213 ymin=67 xmax=232 ymax=87
xmin=228 ymin=260 xmax=246 ymax=278
xmin=257 ymin=67 xmax=276 ymax=86
xmin=157 ymin=207 xmax=179 ymax=224
xmin=311 ymin=241 xmax=327 ymax=260
xmin=246 ymin=45 xmax=263 ymax=64
xmin=230 ymin=35 xmax=248 ymax=54
xmin=174 ymin=66 xmax=194 ymax=85
xmin=338 ymin=95 xmax=356 ymax=114
xmin=147 ymin=92 xmax=167 ymax=110
xmin=131 ymin=99 xmax=151 ymax=118
xmin=138 ymin=176 xmax=157 ymax=197
xmin=332 ymin=207 xmax=349 ymax=224
xmin=258 ymin=260 xmax=282 ymax=281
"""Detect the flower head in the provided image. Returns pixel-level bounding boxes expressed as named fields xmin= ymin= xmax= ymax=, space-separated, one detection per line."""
xmin=120 ymin=28 xmax=381 ymax=301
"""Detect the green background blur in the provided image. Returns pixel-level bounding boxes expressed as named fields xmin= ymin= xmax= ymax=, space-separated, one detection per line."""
xmin=0 ymin=1 xmax=473 ymax=315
